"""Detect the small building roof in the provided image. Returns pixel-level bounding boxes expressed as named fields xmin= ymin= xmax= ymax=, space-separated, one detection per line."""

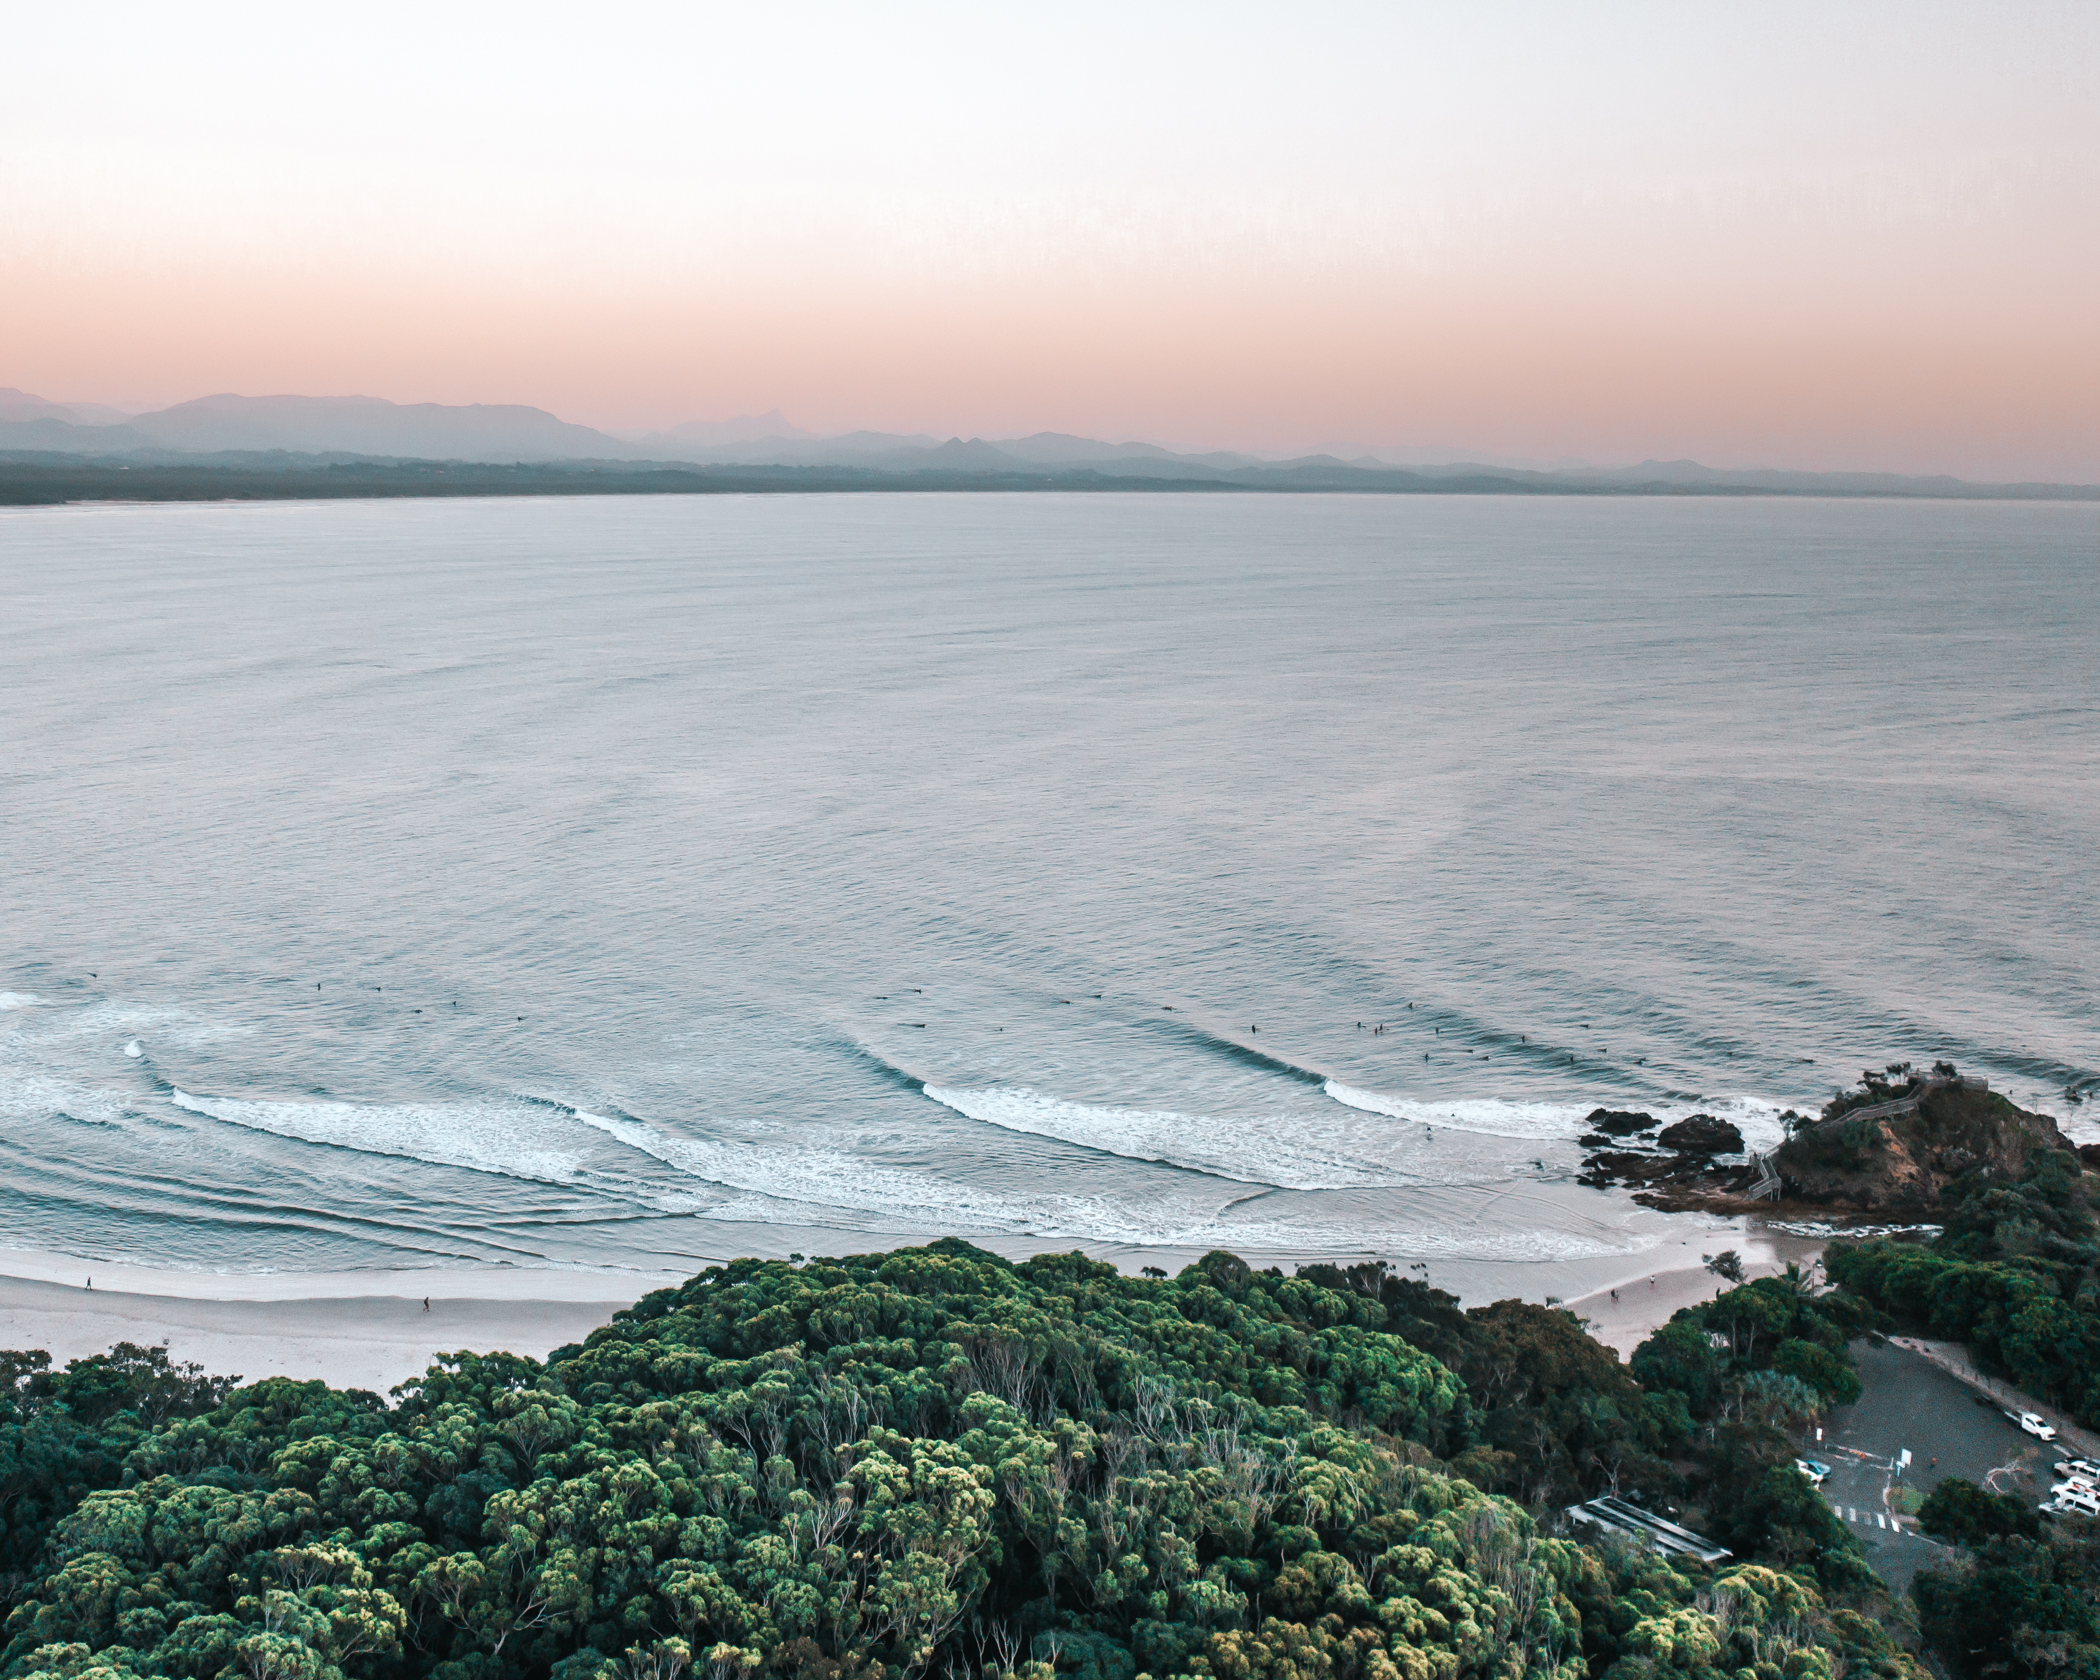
xmin=1567 ymin=1495 xmax=1732 ymax=1564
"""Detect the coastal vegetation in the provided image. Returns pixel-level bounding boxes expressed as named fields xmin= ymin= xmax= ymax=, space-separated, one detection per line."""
xmin=1818 ymin=1139 xmax=2100 ymax=1676
xmin=1774 ymin=1069 xmax=2073 ymax=1215
xmin=2 ymin=1243 xmax=1924 ymax=1680
xmin=1825 ymin=1145 xmax=2100 ymax=1427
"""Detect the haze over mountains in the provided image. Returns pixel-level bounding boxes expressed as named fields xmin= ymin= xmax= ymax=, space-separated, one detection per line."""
xmin=1 ymin=389 xmax=2091 ymax=496
xmin=0 ymin=388 xmax=1524 ymax=474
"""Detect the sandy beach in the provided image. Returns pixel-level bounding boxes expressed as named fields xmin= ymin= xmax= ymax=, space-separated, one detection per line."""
xmin=0 ymin=1217 xmax=1820 ymax=1391
xmin=1562 ymin=1254 xmax=1809 ymax=1359
xmin=0 ymin=1274 xmax=632 ymax=1393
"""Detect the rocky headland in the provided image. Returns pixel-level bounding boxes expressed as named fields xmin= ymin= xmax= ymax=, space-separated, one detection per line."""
xmin=1581 ymin=1062 xmax=2089 ymax=1219
xmin=1771 ymin=1069 xmax=2076 ymax=1210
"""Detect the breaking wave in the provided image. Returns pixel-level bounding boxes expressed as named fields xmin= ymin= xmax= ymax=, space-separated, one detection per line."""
xmin=569 ymin=1107 xmax=1220 ymax=1236
xmin=566 ymin=1106 xmax=1636 ymax=1256
xmin=169 ymin=1089 xmax=602 ymax=1187
xmin=1321 ymin=1081 xmax=1793 ymax=1152
xmin=921 ymin=1083 xmax=1416 ymax=1188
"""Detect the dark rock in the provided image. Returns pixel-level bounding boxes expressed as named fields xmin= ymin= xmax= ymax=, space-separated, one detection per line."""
xmin=2080 ymin=1143 xmax=2100 ymax=1173
xmin=1657 ymin=1115 xmax=1744 ymax=1156
xmin=1583 ymin=1108 xmax=1658 ymax=1137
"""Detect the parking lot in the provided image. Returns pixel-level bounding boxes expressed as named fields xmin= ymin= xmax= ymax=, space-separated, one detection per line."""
xmin=1809 ymin=1338 xmax=2069 ymax=1592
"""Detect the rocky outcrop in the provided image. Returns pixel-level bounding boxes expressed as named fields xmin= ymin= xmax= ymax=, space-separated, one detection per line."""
xmin=1772 ymin=1082 xmax=2072 ymax=1211
xmin=1577 ymin=1110 xmax=1750 ymax=1194
xmin=1658 ymin=1114 xmax=1744 ymax=1155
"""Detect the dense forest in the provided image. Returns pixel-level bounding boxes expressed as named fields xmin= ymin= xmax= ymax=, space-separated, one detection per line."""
xmin=3 ymin=1243 xmax=1932 ymax=1680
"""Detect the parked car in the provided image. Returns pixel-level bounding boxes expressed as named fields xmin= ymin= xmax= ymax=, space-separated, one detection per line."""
xmin=2007 ymin=1410 xmax=2059 ymax=1440
xmin=1795 ymin=1458 xmax=1831 ymax=1486
xmin=2045 ymin=1485 xmax=2100 ymax=1517
xmin=2056 ymin=1458 xmax=2100 ymax=1481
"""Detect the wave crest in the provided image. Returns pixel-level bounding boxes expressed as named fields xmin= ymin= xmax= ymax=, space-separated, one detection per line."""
xmin=1321 ymin=1080 xmax=1791 ymax=1151
xmin=169 ymin=1088 xmax=594 ymax=1185
xmin=922 ymin=1083 xmax=1417 ymax=1189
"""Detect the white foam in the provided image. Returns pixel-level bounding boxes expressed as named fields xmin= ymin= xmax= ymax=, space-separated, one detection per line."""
xmin=1767 ymin=1221 xmax=1943 ymax=1240
xmin=1322 ymin=1081 xmax=1593 ymax=1142
xmin=124 ymin=1040 xmax=142 ymax=1058
xmin=578 ymin=1100 xmax=1639 ymax=1258
xmin=0 ymin=1064 xmax=132 ymax=1126
xmin=922 ymin=1083 xmax=1426 ymax=1189
xmin=0 ymin=993 xmax=45 ymax=1010
xmin=1321 ymin=1080 xmax=1793 ymax=1153
xmin=17 ymin=1058 xmax=1665 ymax=1260
xmin=570 ymin=1107 xmax=1219 ymax=1237
xmin=170 ymin=1089 xmax=591 ymax=1186
xmin=1195 ymin=1211 xmax=1647 ymax=1263
xmin=2058 ymin=1110 xmax=2100 ymax=1146
xmin=1689 ymin=1096 xmax=1797 ymax=1154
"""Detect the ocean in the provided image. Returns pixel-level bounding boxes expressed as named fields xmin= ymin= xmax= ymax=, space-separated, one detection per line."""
xmin=3 ymin=492 xmax=2095 ymax=1294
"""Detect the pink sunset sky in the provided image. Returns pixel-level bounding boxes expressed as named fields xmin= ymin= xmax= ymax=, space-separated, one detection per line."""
xmin=7 ymin=1 xmax=2099 ymax=478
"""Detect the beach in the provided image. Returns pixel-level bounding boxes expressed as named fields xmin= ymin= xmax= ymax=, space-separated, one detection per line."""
xmin=0 ymin=1274 xmax=628 ymax=1393
xmin=1561 ymin=1260 xmax=1792 ymax=1359
xmin=0 ymin=1216 xmax=1823 ymax=1390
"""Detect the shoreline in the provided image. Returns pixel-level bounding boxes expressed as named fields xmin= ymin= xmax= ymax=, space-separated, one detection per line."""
xmin=0 ymin=1245 xmax=687 ymax=1304
xmin=0 ymin=1275 xmax=628 ymax=1393
xmin=0 ymin=1177 xmax=1788 ymax=1314
xmin=1 ymin=1215 xmax=1823 ymax=1391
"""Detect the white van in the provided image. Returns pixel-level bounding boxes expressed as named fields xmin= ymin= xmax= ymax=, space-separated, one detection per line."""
xmin=2045 ymin=1485 xmax=2100 ymax=1517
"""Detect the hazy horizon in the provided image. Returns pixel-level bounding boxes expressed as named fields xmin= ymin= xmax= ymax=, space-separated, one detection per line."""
xmin=12 ymin=386 xmax=2100 ymax=485
xmin=6 ymin=3 xmax=2099 ymax=480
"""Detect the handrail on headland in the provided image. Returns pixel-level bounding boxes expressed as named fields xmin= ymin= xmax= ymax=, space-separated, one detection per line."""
xmin=1814 ymin=1073 xmax=1987 ymax=1128
xmin=1742 ymin=1152 xmax=1783 ymax=1200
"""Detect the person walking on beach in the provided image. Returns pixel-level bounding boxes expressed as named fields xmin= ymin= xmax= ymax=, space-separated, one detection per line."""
xmin=422 ymin=1297 xmax=430 ymax=1313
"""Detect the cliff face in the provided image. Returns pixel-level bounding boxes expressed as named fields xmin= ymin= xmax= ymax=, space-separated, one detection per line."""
xmin=1774 ymin=1084 xmax=2072 ymax=1210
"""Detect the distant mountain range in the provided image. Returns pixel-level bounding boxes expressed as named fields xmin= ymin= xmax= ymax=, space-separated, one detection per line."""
xmin=0 ymin=391 xmax=619 ymax=460
xmin=1 ymin=389 xmax=2092 ymax=498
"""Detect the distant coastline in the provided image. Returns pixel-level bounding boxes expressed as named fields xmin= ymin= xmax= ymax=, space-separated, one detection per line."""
xmin=7 ymin=390 xmax=2092 ymax=505
xmin=7 ymin=450 xmax=2099 ymax=507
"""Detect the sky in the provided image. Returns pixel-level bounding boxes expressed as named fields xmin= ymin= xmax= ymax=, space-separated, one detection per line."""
xmin=5 ymin=2 xmax=2100 ymax=477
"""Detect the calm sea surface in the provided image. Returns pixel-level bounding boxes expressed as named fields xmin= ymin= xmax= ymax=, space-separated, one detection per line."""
xmin=3 ymin=493 xmax=2095 ymax=1287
